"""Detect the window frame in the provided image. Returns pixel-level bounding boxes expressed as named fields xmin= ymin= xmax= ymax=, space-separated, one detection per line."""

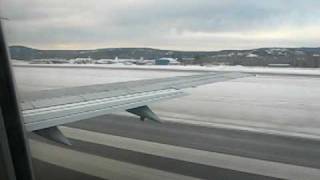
xmin=0 ymin=21 xmax=35 ymax=180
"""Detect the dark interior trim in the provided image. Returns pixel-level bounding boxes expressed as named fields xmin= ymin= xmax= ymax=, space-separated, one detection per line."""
xmin=0 ymin=21 xmax=35 ymax=180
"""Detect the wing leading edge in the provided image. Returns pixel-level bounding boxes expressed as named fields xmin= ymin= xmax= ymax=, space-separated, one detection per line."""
xmin=21 ymin=72 xmax=249 ymax=144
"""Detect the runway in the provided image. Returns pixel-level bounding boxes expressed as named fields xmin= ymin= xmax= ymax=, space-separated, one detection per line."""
xmin=12 ymin=65 xmax=320 ymax=179
xmin=30 ymin=115 xmax=320 ymax=179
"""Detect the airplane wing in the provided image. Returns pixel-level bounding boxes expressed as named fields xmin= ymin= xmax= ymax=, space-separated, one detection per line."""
xmin=20 ymin=72 xmax=249 ymax=144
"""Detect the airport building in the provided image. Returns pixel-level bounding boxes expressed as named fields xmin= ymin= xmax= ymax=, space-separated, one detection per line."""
xmin=155 ymin=58 xmax=180 ymax=65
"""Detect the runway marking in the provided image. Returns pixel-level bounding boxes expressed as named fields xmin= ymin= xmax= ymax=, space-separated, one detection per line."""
xmin=158 ymin=113 xmax=320 ymax=140
xmin=60 ymin=126 xmax=320 ymax=180
xmin=114 ymin=111 xmax=320 ymax=140
xmin=29 ymin=139 xmax=199 ymax=180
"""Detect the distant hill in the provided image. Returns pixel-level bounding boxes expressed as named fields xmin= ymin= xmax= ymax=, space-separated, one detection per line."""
xmin=9 ymin=46 xmax=207 ymax=60
xmin=9 ymin=46 xmax=320 ymax=67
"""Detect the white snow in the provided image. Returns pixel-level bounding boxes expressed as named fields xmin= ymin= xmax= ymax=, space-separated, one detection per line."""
xmin=12 ymin=63 xmax=320 ymax=76
xmin=246 ymin=53 xmax=259 ymax=58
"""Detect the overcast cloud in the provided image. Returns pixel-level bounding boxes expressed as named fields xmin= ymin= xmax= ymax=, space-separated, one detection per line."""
xmin=1 ymin=0 xmax=320 ymax=50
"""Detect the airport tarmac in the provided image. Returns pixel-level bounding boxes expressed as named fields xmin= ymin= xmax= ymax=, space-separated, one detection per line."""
xmin=12 ymin=65 xmax=320 ymax=179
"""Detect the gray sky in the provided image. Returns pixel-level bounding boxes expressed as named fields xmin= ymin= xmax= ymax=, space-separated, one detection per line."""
xmin=1 ymin=0 xmax=320 ymax=50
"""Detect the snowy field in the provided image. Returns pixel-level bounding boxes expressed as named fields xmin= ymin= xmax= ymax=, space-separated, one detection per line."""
xmin=13 ymin=65 xmax=320 ymax=138
xmin=12 ymin=61 xmax=320 ymax=76
xmin=13 ymin=65 xmax=196 ymax=92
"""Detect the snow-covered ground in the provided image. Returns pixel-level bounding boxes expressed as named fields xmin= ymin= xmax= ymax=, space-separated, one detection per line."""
xmin=12 ymin=61 xmax=320 ymax=76
xmin=13 ymin=65 xmax=320 ymax=138
xmin=13 ymin=66 xmax=196 ymax=92
xmin=153 ymin=75 xmax=320 ymax=139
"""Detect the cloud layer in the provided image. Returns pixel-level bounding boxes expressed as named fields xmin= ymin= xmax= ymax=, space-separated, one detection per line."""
xmin=1 ymin=0 xmax=320 ymax=50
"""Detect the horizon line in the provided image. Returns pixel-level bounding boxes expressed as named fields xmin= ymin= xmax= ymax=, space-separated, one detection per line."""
xmin=8 ymin=44 xmax=320 ymax=52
